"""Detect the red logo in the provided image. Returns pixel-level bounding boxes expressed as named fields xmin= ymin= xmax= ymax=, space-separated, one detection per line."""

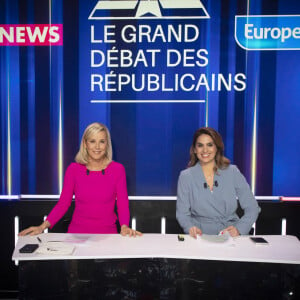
xmin=0 ymin=24 xmax=63 ymax=46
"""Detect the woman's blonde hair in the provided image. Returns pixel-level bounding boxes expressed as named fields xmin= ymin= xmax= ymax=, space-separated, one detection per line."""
xmin=75 ymin=122 xmax=113 ymax=165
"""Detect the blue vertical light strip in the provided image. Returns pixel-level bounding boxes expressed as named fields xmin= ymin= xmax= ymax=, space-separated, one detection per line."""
xmin=49 ymin=0 xmax=64 ymax=192
xmin=242 ymin=0 xmax=257 ymax=191
xmin=224 ymin=0 xmax=237 ymax=161
xmin=0 ymin=15 xmax=8 ymax=194
xmin=27 ymin=0 xmax=36 ymax=193
xmin=205 ymin=93 xmax=208 ymax=127
xmin=251 ymin=83 xmax=258 ymax=194
xmin=5 ymin=0 xmax=21 ymax=196
xmin=57 ymin=1 xmax=64 ymax=193
xmin=49 ymin=0 xmax=56 ymax=192
xmin=206 ymin=0 xmax=221 ymax=129
xmin=6 ymin=68 xmax=11 ymax=195
xmin=10 ymin=44 xmax=21 ymax=195
xmin=27 ymin=45 xmax=36 ymax=193
xmin=0 ymin=48 xmax=6 ymax=194
xmin=205 ymin=1 xmax=211 ymax=127
xmin=248 ymin=0 xmax=258 ymax=194
xmin=246 ymin=0 xmax=254 ymax=191
xmin=58 ymin=82 xmax=63 ymax=192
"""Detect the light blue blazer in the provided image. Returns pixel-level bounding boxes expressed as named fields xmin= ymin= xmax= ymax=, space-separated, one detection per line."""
xmin=176 ymin=163 xmax=260 ymax=235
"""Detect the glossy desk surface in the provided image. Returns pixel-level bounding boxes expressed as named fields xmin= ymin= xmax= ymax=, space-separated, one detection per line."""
xmin=12 ymin=233 xmax=300 ymax=264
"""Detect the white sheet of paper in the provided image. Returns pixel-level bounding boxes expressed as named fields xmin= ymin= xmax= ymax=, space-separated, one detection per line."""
xmin=199 ymin=232 xmax=234 ymax=245
xmin=36 ymin=242 xmax=75 ymax=255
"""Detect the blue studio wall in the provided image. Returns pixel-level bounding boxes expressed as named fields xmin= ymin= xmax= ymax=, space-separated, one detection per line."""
xmin=0 ymin=0 xmax=300 ymax=198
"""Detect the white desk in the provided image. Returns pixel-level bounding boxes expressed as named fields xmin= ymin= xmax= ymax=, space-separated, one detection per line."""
xmin=13 ymin=233 xmax=300 ymax=264
xmin=13 ymin=234 xmax=300 ymax=299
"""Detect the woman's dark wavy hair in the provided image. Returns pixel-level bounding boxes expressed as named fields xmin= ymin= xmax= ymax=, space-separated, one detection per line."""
xmin=188 ymin=127 xmax=230 ymax=170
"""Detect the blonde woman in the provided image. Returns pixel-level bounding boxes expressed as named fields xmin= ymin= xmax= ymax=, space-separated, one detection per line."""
xmin=20 ymin=122 xmax=141 ymax=237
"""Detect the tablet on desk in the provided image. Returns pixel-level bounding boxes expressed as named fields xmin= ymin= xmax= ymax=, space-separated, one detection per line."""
xmin=250 ymin=237 xmax=269 ymax=245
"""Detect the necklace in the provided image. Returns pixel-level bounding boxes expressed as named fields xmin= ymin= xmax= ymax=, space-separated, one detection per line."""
xmin=205 ymin=172 xmax=214 ymax=179
xmin=201 ymin=163 xmax=216 ymax=182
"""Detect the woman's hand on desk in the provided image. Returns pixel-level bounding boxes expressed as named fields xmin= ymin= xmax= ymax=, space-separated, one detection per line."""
xmin=18 ymin=220 xmax=50 ymax=236
xmin=189 ymin=226 xmax=202 ymax=239
xmin=222 ymin=225 xmax=240 ymax=237
xmin=120 ymin=225 xmax=142 ymax=237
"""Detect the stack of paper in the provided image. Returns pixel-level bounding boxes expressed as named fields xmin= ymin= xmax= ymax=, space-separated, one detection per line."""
xmin=199 ymin=232 xmax=234 ymax=245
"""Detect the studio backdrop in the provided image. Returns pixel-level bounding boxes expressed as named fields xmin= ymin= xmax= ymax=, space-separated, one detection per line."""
xmin=1 ymin=0 xmax=300 ymax=198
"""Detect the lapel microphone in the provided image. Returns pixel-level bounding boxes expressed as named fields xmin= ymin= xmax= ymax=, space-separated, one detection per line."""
xmin=203 ymin=181 xmax=218 ymax=189
xmin=86 ymin=169 xmax=105 ymax=175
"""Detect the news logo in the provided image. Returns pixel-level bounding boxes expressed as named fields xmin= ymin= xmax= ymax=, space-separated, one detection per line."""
xmin=0 ymin=24 xmax=63 ymax=46
xmin=89 ymin=0 xmax=210 ymax=19
xmin=235 ymin=15 xmax=300 ymax=50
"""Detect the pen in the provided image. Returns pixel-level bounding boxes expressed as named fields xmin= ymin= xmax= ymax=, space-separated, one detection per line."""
xmin=37 ymin=237 xmax=42 ymax=243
